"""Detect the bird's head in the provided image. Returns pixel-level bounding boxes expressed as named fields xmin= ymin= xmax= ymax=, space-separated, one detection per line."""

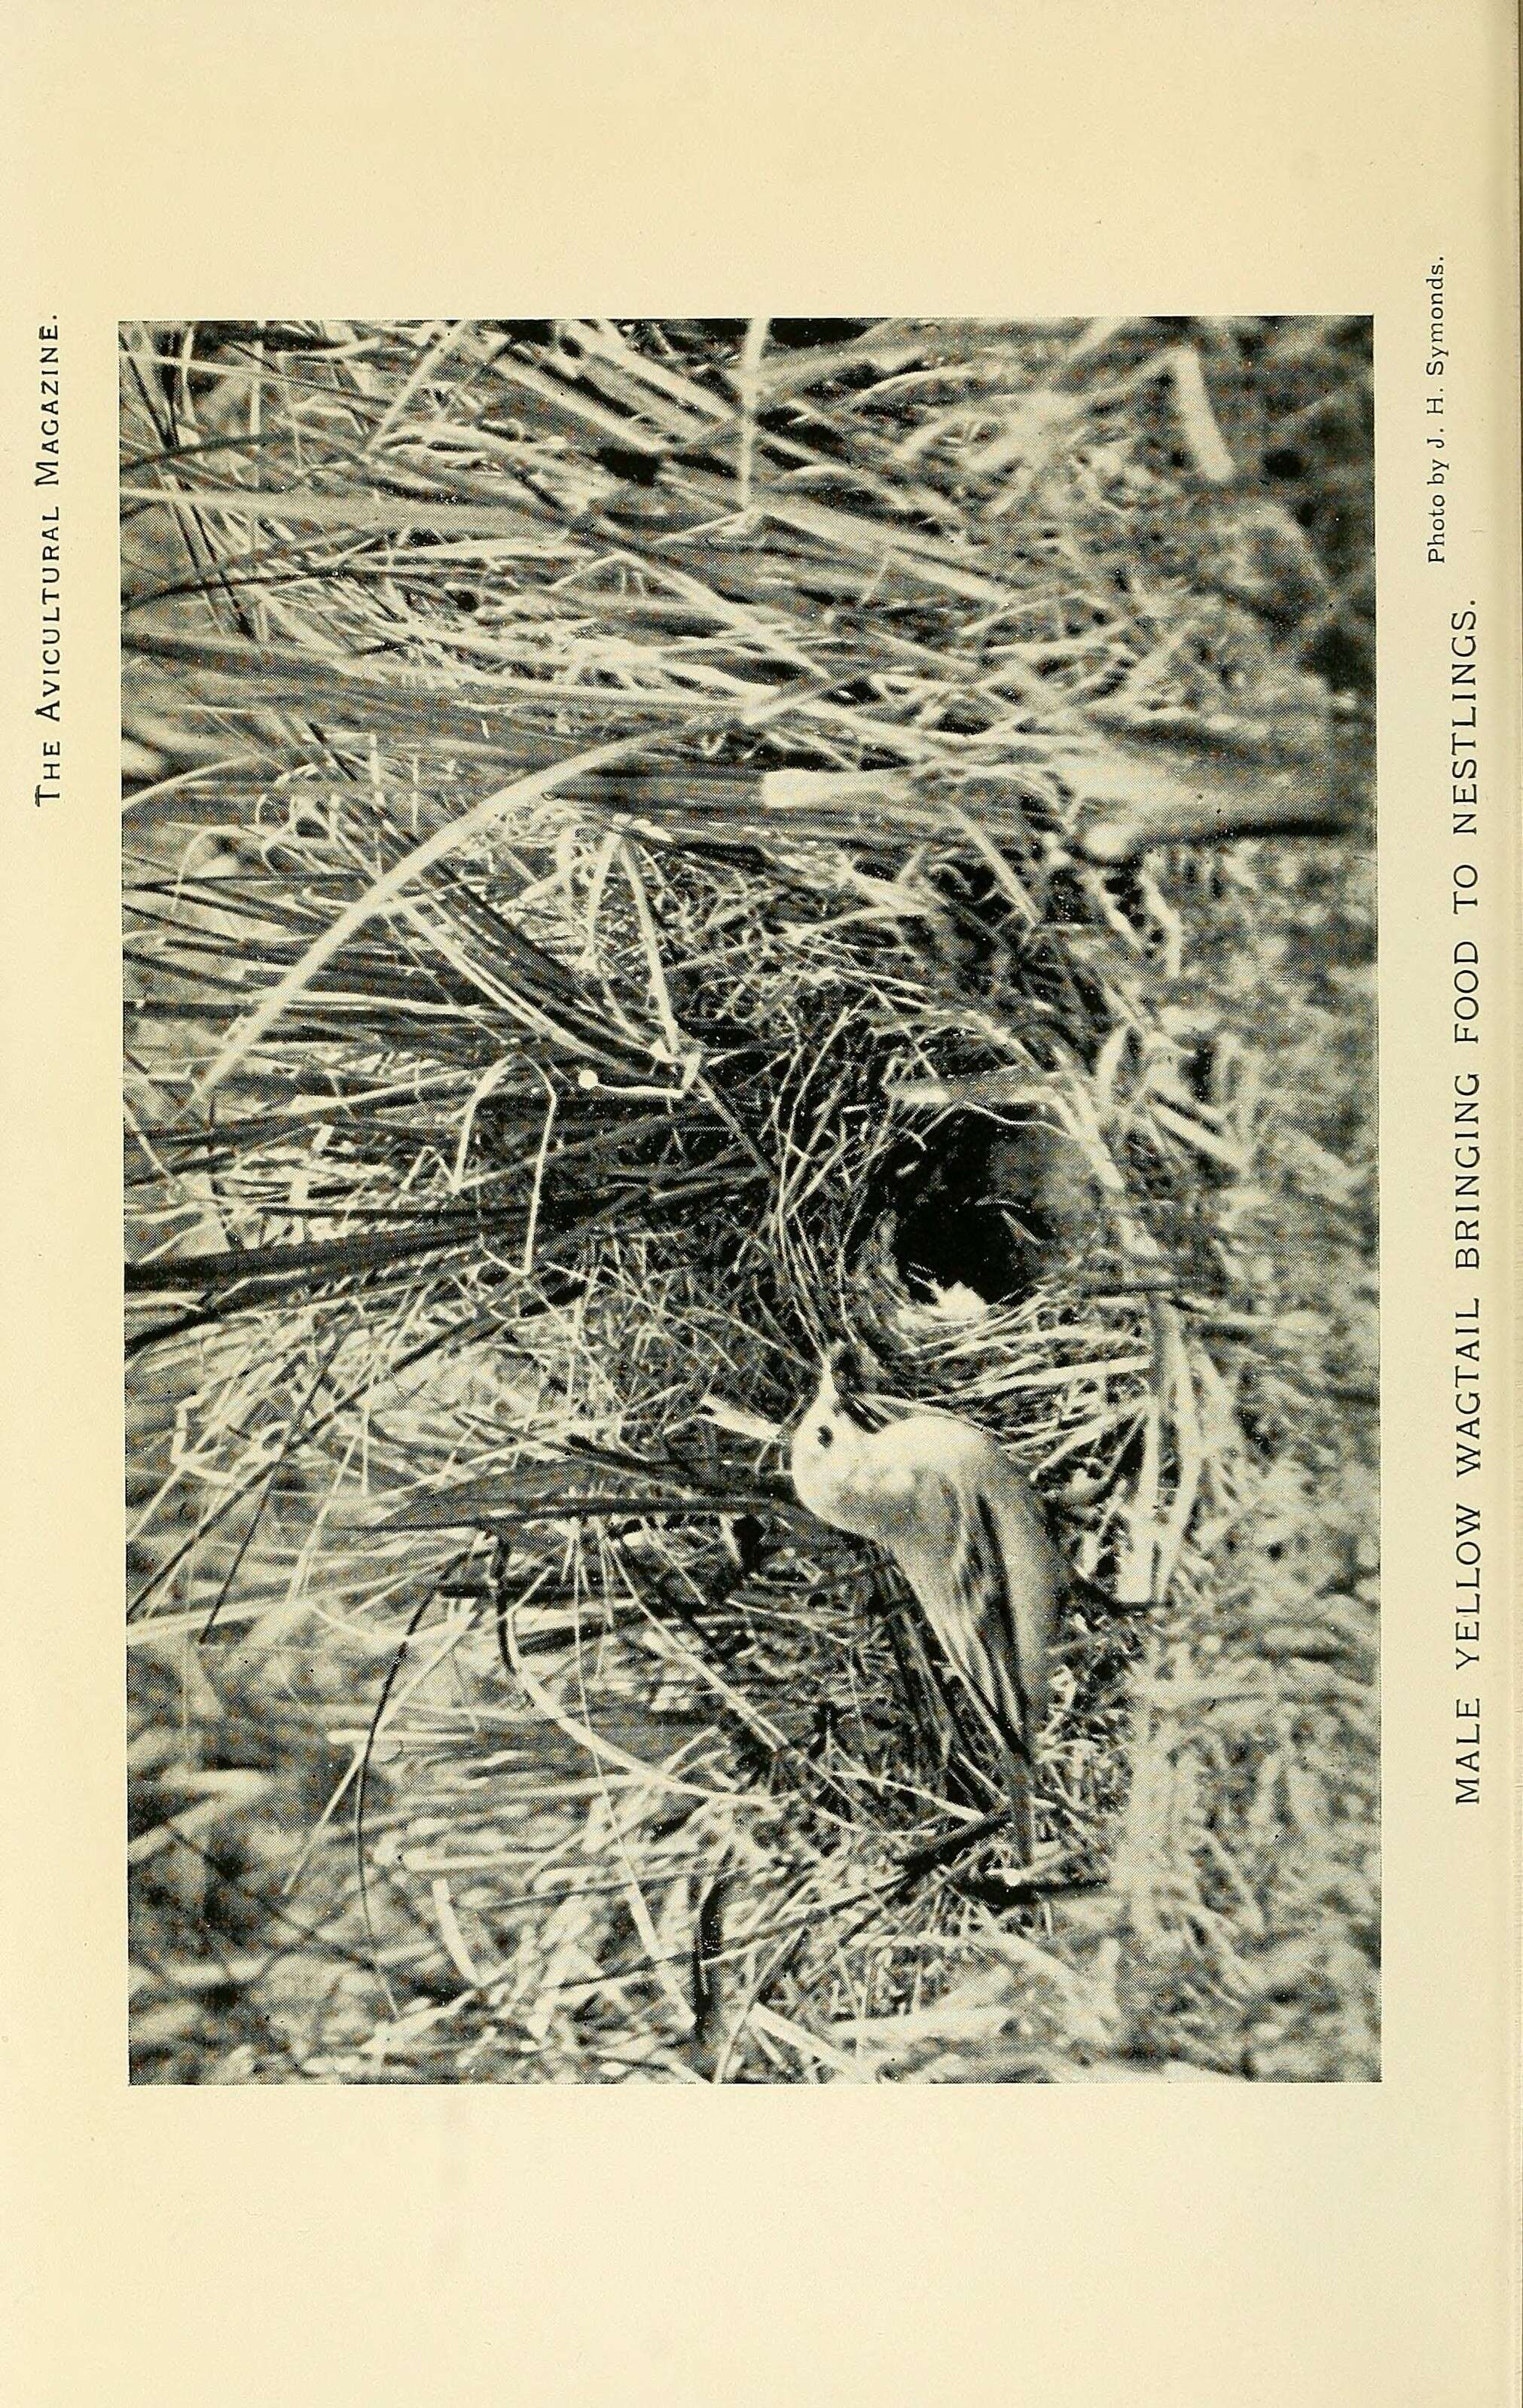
xmin=788 ymin=1344 xmax=872 ymax=1524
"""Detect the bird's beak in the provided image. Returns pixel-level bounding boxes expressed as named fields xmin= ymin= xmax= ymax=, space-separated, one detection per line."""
xmin=815 ymin=1341 xmax=867 ymax=1424
xmin=823 ymin=1337 xmax=859 ymax=1392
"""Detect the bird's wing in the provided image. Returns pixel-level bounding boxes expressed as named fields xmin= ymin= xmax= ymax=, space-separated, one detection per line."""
xmin=963 ymin=1484 xmax=1036 ymax=1744
xmin=905 ymin=1473 xmax=1033 ymax=1750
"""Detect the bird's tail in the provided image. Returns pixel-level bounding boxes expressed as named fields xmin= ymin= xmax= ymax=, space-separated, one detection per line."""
xmin=997 ymin=1735 xmax=1036 ymax=1863
xmin=951 ymin=1630 xmax=1038 ymax=1863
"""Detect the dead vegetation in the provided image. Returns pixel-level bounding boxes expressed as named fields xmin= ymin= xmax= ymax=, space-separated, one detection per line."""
xmin=124 ymin=317 xmax=1377 ymax=2082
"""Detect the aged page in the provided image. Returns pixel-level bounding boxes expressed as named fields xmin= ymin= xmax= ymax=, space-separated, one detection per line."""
xmin=2 ymin=2 xmax=1518 ymax=2401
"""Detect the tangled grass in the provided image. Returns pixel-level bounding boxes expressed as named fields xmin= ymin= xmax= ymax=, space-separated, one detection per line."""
xmin=124 ymin=318 xmax=1376 ymax=2082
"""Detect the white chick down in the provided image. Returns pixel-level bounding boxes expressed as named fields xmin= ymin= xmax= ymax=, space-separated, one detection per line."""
xmin=790 ymin=1354 xmax=1063 ymax=1853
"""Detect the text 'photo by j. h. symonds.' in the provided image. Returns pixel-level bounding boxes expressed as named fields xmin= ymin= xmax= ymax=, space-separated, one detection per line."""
xmin=124 ymin=319 xmax=1377 ymax=2085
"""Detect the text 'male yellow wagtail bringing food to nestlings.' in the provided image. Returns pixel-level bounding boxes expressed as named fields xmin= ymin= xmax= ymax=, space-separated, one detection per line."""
xmin=790 ymin=1344 xmax=1069 ymax=1862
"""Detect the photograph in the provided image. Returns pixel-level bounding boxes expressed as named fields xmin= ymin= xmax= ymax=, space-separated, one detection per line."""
xmin=122 ymin=316 xmax=1381 ymax=2086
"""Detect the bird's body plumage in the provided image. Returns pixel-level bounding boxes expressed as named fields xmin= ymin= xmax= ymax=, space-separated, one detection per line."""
xmin=790 ymin=1360 xmax=1064 ymax=1855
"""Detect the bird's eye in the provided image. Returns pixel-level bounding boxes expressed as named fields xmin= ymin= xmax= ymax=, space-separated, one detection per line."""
xmin=816 ymin=1424 xmax=835 ymax=1448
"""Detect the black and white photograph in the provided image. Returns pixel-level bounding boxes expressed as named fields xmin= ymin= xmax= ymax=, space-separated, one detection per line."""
xmin=122 ymin=316 xmax=1381 ymax=2086
xmin=8 ymin=0 xmax=1522 ymax=2392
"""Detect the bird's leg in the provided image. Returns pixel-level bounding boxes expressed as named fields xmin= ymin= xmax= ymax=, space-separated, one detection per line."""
xmin=1000 ymin=1735 xmax=1036 ymax=1865
xmin=1068 ymin=1568 xmax=1157 ymax=1616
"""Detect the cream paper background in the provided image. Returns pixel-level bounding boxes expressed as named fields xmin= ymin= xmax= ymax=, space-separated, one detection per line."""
xmin=2 ymin=3 xmax=1518 ymax=2400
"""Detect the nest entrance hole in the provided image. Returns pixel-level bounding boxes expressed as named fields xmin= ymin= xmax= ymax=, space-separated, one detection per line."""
xmin=862 ymin=1113 xmax=1097 ymax=1308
